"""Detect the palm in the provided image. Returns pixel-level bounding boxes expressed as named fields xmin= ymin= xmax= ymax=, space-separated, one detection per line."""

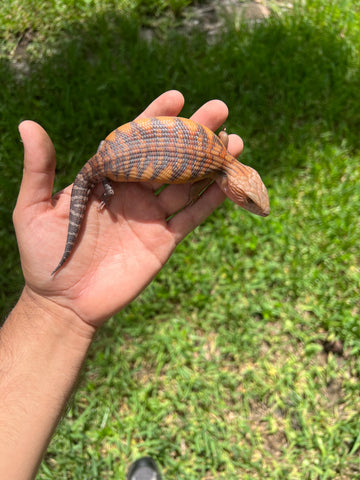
xmin=13 ymin=91 xmax=243 ymax=327
xmin=18 ymin=182 xmax=172 ymax=320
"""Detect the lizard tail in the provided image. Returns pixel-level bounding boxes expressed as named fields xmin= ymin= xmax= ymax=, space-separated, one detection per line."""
xmin=51 ymin=174 xmax=92 ymax=275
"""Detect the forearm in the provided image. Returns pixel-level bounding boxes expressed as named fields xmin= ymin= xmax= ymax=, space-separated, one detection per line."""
xmin=0 ymin=287 xmax=96 ymax=480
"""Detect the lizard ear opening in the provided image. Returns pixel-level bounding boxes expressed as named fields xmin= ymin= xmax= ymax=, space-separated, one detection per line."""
xmin=215 ymin=173 xmax=246 ymax=207
xmin=215 ymin=168 xmax=270 ymax=217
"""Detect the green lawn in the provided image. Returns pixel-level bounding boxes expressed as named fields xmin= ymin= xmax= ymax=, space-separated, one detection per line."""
xmin=1 ymin=0 xmax=360 ymax=478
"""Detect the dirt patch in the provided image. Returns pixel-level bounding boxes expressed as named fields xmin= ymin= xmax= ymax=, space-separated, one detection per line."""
xmin=181 ymin=0 xmax=294 ymax=38
xmin=10 ymin=1 xmax=294 ymax=77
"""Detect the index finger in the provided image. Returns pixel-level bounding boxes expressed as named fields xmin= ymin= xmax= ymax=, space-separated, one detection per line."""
xmin=136 ymin=90 xmax=185 ymax=119
xmin=190 ymin=99 xmax=229 ymax=131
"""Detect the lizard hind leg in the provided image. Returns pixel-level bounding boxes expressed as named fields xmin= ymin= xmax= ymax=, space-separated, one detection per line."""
xmin=98 ymin=178 xmax=114 ymax=210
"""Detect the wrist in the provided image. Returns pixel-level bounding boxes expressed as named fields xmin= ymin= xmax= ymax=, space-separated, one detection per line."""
xmin=15 ymin=286 xmax=97 ymax=344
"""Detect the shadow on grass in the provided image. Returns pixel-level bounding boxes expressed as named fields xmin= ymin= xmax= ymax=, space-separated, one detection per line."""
xmin=1 ymin=6 xmax=360 ymax=315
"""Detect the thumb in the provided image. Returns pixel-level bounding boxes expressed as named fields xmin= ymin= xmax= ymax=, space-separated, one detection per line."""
xmin=16 ymin=120 xmax=56 ymax=209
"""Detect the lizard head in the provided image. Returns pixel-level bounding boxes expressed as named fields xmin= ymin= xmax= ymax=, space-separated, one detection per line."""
xmin=216 ymin=163 xmax=270 ymax=217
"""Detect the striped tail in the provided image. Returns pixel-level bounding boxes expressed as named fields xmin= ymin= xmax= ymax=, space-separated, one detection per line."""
xmin=51 ymin=174 xmax=92 ymax=275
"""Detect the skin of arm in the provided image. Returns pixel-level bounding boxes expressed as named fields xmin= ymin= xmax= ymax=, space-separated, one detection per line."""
xmin=0 ymin=90 xmax=243 ymax=480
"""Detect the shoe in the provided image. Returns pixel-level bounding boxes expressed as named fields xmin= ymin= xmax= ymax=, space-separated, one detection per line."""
xmin=126 ymin=457 xmax=162 ymax=480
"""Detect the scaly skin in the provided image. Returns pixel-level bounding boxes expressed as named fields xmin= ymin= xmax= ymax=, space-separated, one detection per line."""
xmin=52 ymin=116 xmax=270 ymax=275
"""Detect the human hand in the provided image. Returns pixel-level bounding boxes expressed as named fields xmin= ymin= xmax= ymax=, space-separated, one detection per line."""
xmin=13 ymin=90 xmax=243 ymax=328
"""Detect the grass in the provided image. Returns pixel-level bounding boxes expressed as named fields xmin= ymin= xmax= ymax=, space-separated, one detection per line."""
xmin=1 ymin=0 xmax=360 ymax=478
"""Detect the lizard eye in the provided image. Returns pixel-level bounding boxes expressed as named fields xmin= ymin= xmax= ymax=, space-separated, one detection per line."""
xmin=246 ymin=197 xmax=255 ymax=205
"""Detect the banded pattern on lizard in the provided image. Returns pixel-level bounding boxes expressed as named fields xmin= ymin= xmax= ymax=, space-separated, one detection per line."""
xmin=52 ymin=116 xmax=270 ymax=275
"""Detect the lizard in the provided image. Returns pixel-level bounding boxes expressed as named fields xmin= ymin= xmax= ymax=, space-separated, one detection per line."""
xmin=52 ymin=116 xmax=270 ymax=275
